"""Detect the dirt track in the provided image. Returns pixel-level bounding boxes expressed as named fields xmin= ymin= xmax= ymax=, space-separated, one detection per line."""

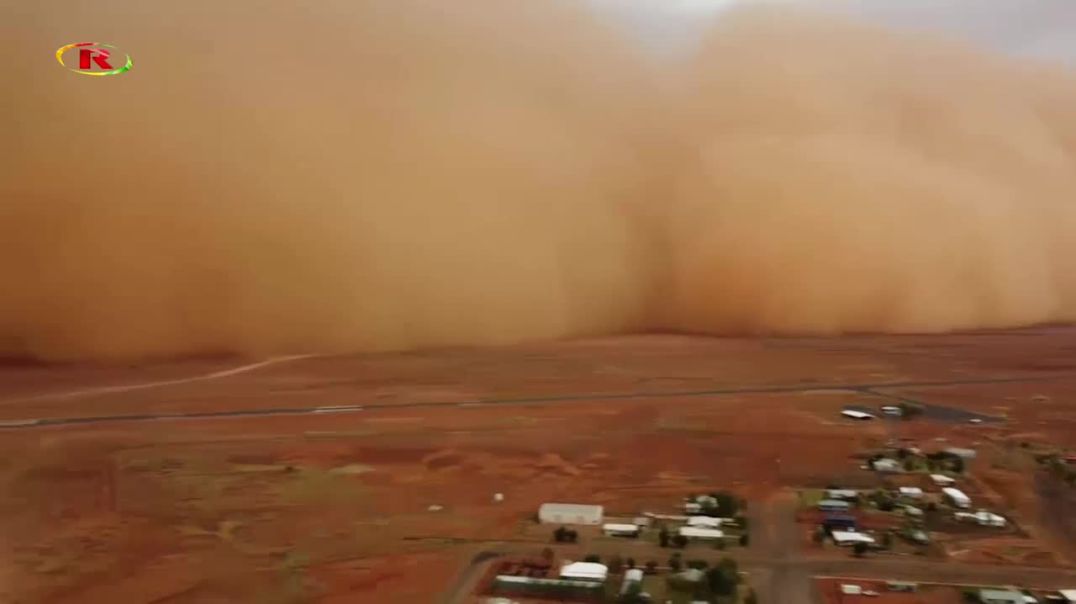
xmin=2 ymin=371 xmax=1075 ymax=430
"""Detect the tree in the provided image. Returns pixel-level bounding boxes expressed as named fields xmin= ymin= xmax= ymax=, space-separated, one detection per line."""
xmin=566 ymin=529 xmax=578 ymax=543
xmin=583 ymin=554 xmax=601 ymax=563
xmin=873 ymin=490 xmax=896 ymax=512
xmin=686 ymin=559 xmax=709 ymax=570
xmin=739 ymin=534 xmax=750 ymax=547
xmin=540 ymin=547 xmax=554 ymax=563
xmin=712 ymin=491 xmax=741 ymax=516
xmin=951 ymin=456 xmax=965 ymax=473
xmin=898 ymin=401 xmax=924 ymax=420
xmin=644 ymin=560 xmax=658 ymax=575
xmin=619 ymin=582 xmax=648 ymax=604
xmin=813 ymin=527 xmax=826 ymax=544
xmin=668 ymin=553 xmax=683 ymax=571
xmin=658 ymin=526 xmax=670 ymax=548
xmin=625 ymin=557 xmax=636 ymax=569
xmin=903 ymin=457 xmax=917 ymax=472
xmin=882 ymin=531 xmax=893 ymax=549
xmin=705 ymin=559 xmax=739 ymax=596
xmin=608 ymin=554 xmax=624 ymax=574
xmin=672 ymin=535 xmax=689 ymax=549
xmin=553 ymin=526 xmax=567 ymax=543
xmin=853 ymin=541 xmax=869 ymax=557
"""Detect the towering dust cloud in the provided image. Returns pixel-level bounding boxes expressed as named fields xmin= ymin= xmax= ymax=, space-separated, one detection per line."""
xmin=0 ymin=0 xmax=662 ymax=359
xmin=2 ymin=2 xmax=1076 ymax=361
xmin=661 ymin=8 xmax=1076 ymax=335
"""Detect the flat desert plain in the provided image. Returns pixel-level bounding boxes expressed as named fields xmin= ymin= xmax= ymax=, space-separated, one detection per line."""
xmin=1 ymin=329 xmax=1075 ymax=603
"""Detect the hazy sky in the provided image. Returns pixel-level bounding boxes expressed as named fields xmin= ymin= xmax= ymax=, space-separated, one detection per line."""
xmin=591 ymin=0 xmax=1076 ymax=68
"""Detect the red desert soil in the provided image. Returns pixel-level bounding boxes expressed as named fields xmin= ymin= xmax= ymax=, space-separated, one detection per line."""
xmin=0 ymin=330 xmax=1074 ymax=602
xmin=816 ymin=578 xmax=963 ymax=604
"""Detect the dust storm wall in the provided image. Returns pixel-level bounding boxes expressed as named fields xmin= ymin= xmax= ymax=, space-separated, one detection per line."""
xmin=0 ymin=0 xmax=663 ymax=359
xmin=660 ymin=8 xmax=1076 ymax=334
xmin=2 ymin=2 xmax=1076 ymax=360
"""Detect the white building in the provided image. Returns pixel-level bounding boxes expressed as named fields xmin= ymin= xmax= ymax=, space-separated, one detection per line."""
xmin=822 ymin=486 xmax=856 ymax=497
xmin=832 ymin=531 xmax=875 ymax=547
xmin=979 ymin=589 xmax=1025 ymax=604
xmin=955 ymin=511 xmax=1006 ymax=527
xmin=818 ymin=499 xmax=852 ymax=512
xmin=930 ymin=474 xmax=956 ymax=486
xmin=842 ymin=409 xmax=875 ymax=420
xmin=898 ymin=487 xmax=923 ymax=498
xmin=620 ymin=568 xmax=644 ymax=595
xmin=945 ymin=447 xmax=977 ymax=459
xmin=602 ymin=523 xmax=640 ymax=537
xmin=942 ymin=487 xmax=971 ymax=508
xmin=686 ymin=516 xmax=723 ymax=529
xmin=679 ymin=526 xmax=724 ymax=541
xmin=559 ymin=562 xmax=608 ymax=582
xmin=873 ymin=458 xmax=902 ymax=472
xmin=1058 ymin=589 xmax=1076 ymax=602
xmin=539 ymin=503 xmax=603 ymax=525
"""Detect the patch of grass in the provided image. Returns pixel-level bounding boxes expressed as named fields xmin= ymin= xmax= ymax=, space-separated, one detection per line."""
xmin=798 ymin=489 xmax=824 ymax=508
xmin=274 ymin=468 xmax=364 ymax=506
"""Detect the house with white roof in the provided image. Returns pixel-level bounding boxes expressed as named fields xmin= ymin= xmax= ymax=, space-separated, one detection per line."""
xmin=678 ymin=526 xmax=724 ymax=541
xmin=978 ymin=589 xmax=1025 ymax=604
xmin=602 ymin=523 xmax=640 ymax=537
xmin=559 ymin=562 xmax=608 ymax=582
xmin=686 ymin=516 xmax=723 ymax=529
xmin=831 ymin=531 xmax=875 ymax=546
xmin=898 ymin=487 xmax=923 ymax=498
xmin=942 ymin=487 xmax=971 ymax=508
xmin=539 ymin=503 xmax=603 ymax=525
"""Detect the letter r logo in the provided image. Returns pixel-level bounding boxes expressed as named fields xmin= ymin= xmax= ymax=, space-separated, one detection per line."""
xmin=56 ymin=42 xmax=132 ymax=77
xmin=79 ymin=47 xmax=113 ymax=70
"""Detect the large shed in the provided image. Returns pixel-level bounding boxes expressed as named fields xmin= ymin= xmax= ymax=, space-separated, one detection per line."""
xmin=831 ymin=531 xmax=875 ymax=547
xmin=679 ymin=526 xmax=724 ymax=540
xmin=559 ymin=562 xmax=608 ymax=582
xmin=686 ymin=516 xmax=723 ymax=529
xmin=978 ymin=589 xmax=1025 ymax=604
xmin=539 ymin=503 xmax=604 ymax=525
xmin=941 ymin=487 xmax=971 ymax=509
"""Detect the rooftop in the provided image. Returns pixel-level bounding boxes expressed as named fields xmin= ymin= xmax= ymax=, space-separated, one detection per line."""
xmin=679 ymin=526 xmax=725 ymax=538
xmin=842 ymin=409 xmax=875 ymax=420
xmin=559 ymin=561 xmax=608 ymax=581
xmin=832 ymin=530 xmax=875 ymax=543
xmin=979 ymin=589 xmax=1024 ymax=603
xmin=540 ymin=503 xmax=603 ymax=513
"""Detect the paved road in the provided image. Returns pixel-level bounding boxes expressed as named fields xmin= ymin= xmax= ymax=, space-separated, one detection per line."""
xmin=4 ymin=372 xmax=1076 ymax=430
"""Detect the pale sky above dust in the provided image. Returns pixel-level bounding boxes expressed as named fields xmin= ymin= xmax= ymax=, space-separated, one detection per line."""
xmin=591 ymin=0 xmax=1076 ymax=68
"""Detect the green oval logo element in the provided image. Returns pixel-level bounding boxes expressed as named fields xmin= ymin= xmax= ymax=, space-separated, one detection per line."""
xmin=56 ymin=42 xmax=132 ymax=76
